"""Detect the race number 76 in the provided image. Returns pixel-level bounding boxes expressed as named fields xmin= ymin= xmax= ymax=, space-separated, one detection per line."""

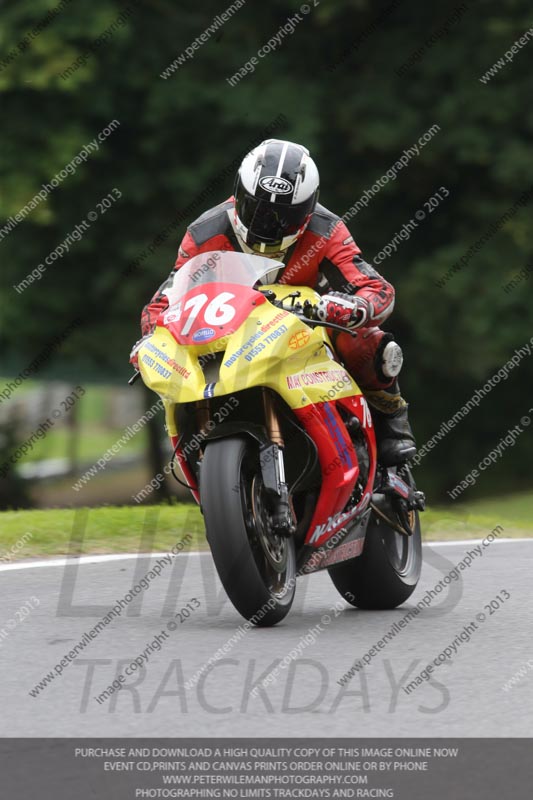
xmin=177 ymin=292 xmax=236 ymax=334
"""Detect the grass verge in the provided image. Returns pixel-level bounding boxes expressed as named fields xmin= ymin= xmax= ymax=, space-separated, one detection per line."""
xmin=0 ymin=503 xmax=205 ymax=560
xmin=0 ymin=491 xmax=532 ymax=561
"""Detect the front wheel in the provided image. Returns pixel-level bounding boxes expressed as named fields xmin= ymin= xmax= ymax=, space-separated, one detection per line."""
xmin=200 ymin=436 xmax=296 ymax=626
xmin=328 ymin=466 xmax=422 ymax=609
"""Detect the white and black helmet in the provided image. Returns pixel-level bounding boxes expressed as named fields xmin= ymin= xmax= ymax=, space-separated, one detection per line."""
xmin=234 ymin=139 xmax=320 ymax=254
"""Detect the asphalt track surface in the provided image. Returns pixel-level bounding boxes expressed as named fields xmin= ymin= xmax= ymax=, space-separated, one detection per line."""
xmin=2 ymin=538 xmax=532 ymax=737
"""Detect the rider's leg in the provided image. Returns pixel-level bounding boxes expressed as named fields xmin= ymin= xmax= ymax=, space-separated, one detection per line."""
xmin=332 ymin=327 xmax=416 ymax=466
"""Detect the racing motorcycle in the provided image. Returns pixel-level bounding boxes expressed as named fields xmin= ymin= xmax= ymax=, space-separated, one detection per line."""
xmin=131 ymin=250 xmax=424 ymax=626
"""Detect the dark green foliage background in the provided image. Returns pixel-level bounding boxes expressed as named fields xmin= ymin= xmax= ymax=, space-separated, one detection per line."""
xmin=1 ymin=0 xmax=532 ymax=499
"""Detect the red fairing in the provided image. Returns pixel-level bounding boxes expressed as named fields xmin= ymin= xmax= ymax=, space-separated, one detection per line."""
xmin=294 ymin=393 xmax=377 ymax=549
xmin=170 ymin=434 xmax=199 ymax=503
xmin=141 ymin=230 xmax=235 ymax=336
xmin=160 ymin=283 xmax=266 ymax=345
xmin=337 ymin=394 xmax=377 ymax=493
xmin=294 ymin=403 xmax=359 ymax=548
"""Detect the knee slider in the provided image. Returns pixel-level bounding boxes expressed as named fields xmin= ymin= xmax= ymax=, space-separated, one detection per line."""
xmin=375 ymin=335 xmax=403 ymax=381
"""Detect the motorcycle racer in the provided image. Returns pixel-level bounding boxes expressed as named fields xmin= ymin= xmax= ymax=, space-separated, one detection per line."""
xmin=135 ymin=139 xmax=416 ymax=466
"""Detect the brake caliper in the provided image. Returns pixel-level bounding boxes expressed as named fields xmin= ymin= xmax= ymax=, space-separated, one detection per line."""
xmin=260 ymin=443 xmax=297 ymax=536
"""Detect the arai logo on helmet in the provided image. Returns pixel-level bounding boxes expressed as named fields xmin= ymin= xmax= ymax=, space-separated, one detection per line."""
xmin=259 ymin=176 xmax=293 ymax=194
xmin=192 ymin=327 xmax=216 ymax=342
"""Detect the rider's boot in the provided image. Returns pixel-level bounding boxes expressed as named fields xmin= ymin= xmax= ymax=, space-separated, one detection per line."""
xmin=364 ymin=381 xmax=417 ymax=467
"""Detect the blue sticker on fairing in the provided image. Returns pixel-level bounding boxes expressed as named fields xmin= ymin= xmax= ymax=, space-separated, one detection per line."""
xmin=193 ymin=327 xmax=216 ymax=342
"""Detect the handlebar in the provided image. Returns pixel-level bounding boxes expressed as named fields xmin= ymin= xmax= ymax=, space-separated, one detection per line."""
xmin=290 ymin=315 xmax=358 ymax=337
xmin=258 ymin=289 xmax=358 ymax=338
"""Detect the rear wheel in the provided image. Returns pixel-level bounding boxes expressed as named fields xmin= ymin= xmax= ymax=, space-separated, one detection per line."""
xmin=201 ymin=436 xmax=296 ymax=626
xmin=328 ymin=465 xmax=422 ymax=609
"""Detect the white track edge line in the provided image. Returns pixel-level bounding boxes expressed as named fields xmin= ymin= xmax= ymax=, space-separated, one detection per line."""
xmin=0 ymin=538 xmax=531 ymax=572
xmin=0 ymin=550 xmax=208 ymax=572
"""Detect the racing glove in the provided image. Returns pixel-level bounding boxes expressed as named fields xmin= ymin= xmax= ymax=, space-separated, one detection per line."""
xmin=129 ymin=335 xmax=149 ymax=371
xmin=315 ymin=292 xmax=370 ymax=329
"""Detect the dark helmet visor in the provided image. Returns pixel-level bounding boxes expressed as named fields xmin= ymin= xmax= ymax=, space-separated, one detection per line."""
xmin=236 ymin=186 xmax=316 ymax=247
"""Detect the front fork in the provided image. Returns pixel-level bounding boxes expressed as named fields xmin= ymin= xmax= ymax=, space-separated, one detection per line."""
xmin=188 ymin=391 xmax=295 ymax=534
xmin=260 ymin=389 xmax=296 ymax=535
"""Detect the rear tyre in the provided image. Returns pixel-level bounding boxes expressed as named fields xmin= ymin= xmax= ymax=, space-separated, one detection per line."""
xmin=201 ymin=436 xmax=296 ymax=626
xmin=328 ymin=466 xmax=422 ymax=609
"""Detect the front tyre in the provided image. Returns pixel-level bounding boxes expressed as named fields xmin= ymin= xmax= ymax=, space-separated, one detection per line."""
xmin=201 ymin=436 xmax=296 ymax=626
xmin=328 ymin=466 xmax=422 ymax=609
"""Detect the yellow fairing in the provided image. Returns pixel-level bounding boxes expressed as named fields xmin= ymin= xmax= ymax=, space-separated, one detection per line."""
xmin=137 ymin=285 xmax=362 ymax=432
